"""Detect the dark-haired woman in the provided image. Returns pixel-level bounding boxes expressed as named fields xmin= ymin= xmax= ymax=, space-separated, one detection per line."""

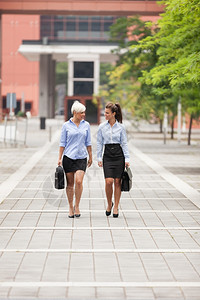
xmin=97 ymin=102 xmax=130 ymax=218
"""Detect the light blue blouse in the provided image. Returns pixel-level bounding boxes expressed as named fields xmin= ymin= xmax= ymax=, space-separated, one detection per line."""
xmin=97 ymin=120 xmax=130 ymax=162
xmin=60 ymin=119 xmax=91 ymax=160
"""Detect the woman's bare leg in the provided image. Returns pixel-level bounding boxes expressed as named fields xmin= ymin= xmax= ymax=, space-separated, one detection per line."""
xmin=105 ymin=178 xmax=114 ymax=211
xmin=113 ymin=178 xmax=121 ymax=214
xmin=66 ymin=172 xmax=75 ymax=216
xmin=74 ymin=170 xmax=85 ymax=214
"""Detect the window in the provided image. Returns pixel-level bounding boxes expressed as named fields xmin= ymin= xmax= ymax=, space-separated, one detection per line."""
xmin=79 ymin=22 xmax=88 ymax=31
xmin=40 ymin=15 xmax=118 ymax=41
xmin=66 ymin=21 xmax=76 ymax=31
xmin=104 ymin=21 xmax=112 ymax=32
xmin=74 ymin=62 xmax=94 ymax=78
xmin=78 ymin=22 xmax=89 ymax=38
xmin=54 ymin=21 xmax=64 ymax=38
xmin=91 ymin=22 xmax=101 ymax=31
xmin=74 ymin=82 xmax=94 ymax=95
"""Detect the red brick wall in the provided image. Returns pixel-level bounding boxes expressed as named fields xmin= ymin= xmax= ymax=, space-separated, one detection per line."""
xmin=2 ymin=15 xmax=40 ymax=116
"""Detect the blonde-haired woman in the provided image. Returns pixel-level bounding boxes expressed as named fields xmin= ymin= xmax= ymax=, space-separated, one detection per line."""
xmin=58 ymin=101 xmax=92 ymax=218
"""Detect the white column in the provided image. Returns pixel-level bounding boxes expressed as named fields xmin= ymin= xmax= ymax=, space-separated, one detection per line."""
xmin=48 ymin=59 xmax=55 ymax=118
xmin=163 ymin=107 xmax=168 ymax=144
xmin=177 ymin=98 xmax=182 ymax=143
xmin=39 ymin=54 xmax=55 ymax=118
xmin=94 ymin=56 xmax=100 ymax=94
xmin=68 ymin=59 xmax=73 ymax=96
xmin=39 ymin=54 xmax=49 ymax=118
xmin=21 ymin=92 xmax=25 ymax=113
xmin=182 ymin=116 xmax=186 ymax=133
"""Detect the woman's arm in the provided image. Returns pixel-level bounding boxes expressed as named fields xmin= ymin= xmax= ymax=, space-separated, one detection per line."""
xmin=97 ymin=126 xmax=103 ymax=166
xmin=58 ymin=123 xmax=67 ymax=166
xmin=58 ymin=146 xmax=65 ymax=166
xmin=121 ymin=125 xmax=130 ymax=167
xmin=85 ymin=124 xmax=92 ymax=167
xmin=87 ymin=145 xmax=92 ymax=167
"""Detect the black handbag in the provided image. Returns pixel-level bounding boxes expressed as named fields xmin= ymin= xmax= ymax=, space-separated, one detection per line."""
xmin=55 ymin=166 xmax=65 ymax=189
xmin=121 ymin=166 xmax=132 ymax=192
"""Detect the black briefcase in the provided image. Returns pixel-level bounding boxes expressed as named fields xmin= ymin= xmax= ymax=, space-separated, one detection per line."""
xmin=121 ymin=166 xmax=133 ymax=192
xmin=55 ymin=166 xmax=65 ymax=189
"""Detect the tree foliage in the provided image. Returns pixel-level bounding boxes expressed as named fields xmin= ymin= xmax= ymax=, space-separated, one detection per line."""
xmin=140 ymin=0 xmax=200 ymax=89
xmin=98 ymin=16 xmax=156 ymax=119
xmin=98 ymin=0 xmax=200 ymax=141
xmin=56 ymin=62 xmax=68 ymax=86
xmin=138 ymin=0 xmax=200 ymax=140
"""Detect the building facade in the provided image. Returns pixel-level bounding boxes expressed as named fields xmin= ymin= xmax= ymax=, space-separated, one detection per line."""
xmin=2 ymin=15 xmax=40 ymax=116
xmin=2 ymin=13 xmax=161 ymax=120
xmin=0 ymin=0 xmax=167 ymax=124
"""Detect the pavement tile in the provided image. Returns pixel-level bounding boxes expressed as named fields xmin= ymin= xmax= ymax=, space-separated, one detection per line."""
xmin=0 ymin=253 xmax=24 ymax=280
xmin=163 ymin=253 xmax=200 ymax=280
xmin=181 ymin=288 xmax=200 ymax=300
xmin=0 ymin=230 xmax=14 ymax=248
xmin=68 ymin=287 xmax=96 ymax=299
xmin=9 ymin=287 xmax=39 ymax=298
xmin=0 ymin=287 xmax=10 ymax=298
xmin=38 ymin=287 xmax=67 ymax=298
xmin=97 ymin=287 xmax=125 ymax=299
xmin=42 ymin=254 xmax=69 ymax=281
xmin=168 ymin=230 xmax=200 ymax=248
xmin=14 ymin=253 xmax=47 ymax=281
xmin=50 ymin=230 xmax=72 ymax=248
xmin=153 ymin=287 xmax=184 ymax=300
xmin=141 ymin=255 xmax=174 ymax=281
xmin=6 ymin=229 xmax=33 ymax=249
xmin=126 ymin=287 xmax=155 ymax=300
xmin=28 ymin=230 xmax=53 ymax=248
xmin=130 ymin=230 xmax=157 ymax=249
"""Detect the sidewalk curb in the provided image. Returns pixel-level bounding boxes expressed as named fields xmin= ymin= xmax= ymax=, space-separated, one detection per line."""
xmin=132 ymin=143 xmax=200 ymax=209
xmin=0 ymin=129 xmax=60 ymax=204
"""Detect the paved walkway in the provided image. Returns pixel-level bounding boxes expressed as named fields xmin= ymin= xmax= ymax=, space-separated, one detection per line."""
xmin=0 ymin=118 xmax=200 ymax=300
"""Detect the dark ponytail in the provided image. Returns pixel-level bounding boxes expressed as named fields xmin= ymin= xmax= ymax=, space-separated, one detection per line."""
xmin=105 ymin=102 xmax=123 ymax=123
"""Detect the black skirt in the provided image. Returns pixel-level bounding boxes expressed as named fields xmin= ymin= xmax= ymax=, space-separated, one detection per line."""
xmin=62 ymin=155 xmax=87 ymax=173
xmin=103 ymin=144 xmax=125 ymax=179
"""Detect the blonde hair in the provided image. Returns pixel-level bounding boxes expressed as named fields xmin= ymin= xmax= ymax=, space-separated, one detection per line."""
xmin=71 ymin=100 xmax=86 ymax=114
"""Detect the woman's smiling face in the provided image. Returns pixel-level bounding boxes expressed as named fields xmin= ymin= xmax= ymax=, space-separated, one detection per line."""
xmin=75 ymin=111 xmax=85 ymax=120
xmin=104 ymin=108 xmax=115 ymax=121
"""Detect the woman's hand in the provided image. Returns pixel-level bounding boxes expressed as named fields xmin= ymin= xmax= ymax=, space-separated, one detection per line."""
xmin=58 ymin=147 xmax=64 ymax=166
xmin=58 ymin=159 xmax=62 ymax=166
xmin=87 ymin=159 xmax=92 ymax=168
xmin=98 ymin=161 xmax=103 ymax=167
xmin=125 ymin=162 xmax=130 ymax=168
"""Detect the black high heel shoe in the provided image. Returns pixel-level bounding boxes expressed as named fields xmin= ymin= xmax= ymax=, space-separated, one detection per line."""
xmin=105 ymin=202 xmax=113 ymax=216
xmin=74 ymin=206 xmax=81 ymax=218
xmin=113 ymin=209 xmax=119 ymax=218
xmin=68 ymin=214 xmax=74 ymax=218
xmin=68 ymin=207 xmax=74 ymax=218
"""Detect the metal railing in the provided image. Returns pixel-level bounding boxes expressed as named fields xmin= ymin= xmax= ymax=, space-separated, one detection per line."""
xmin=0 ymin=115 xmax=28 ymax=146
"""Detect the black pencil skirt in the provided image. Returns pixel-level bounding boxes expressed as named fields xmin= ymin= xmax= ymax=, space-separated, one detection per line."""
xmin=103 ymin=144 xmax=125 ymax=179
xmin=62 ymin=155 xmax=87 ymax=173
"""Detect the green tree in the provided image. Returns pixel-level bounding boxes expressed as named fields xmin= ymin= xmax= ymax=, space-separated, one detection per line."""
xmin=100 ymin=63 xmax=114 ymax=85
xmin=98 ymin=16 xmax=156 ymax=120
xmin=56 ymin=62 xmax=68 ymax=86
xmin=139 ymin=0 xmax=200 ymax=143
xmin=141 ymin=0 xmax=200 ymax=87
